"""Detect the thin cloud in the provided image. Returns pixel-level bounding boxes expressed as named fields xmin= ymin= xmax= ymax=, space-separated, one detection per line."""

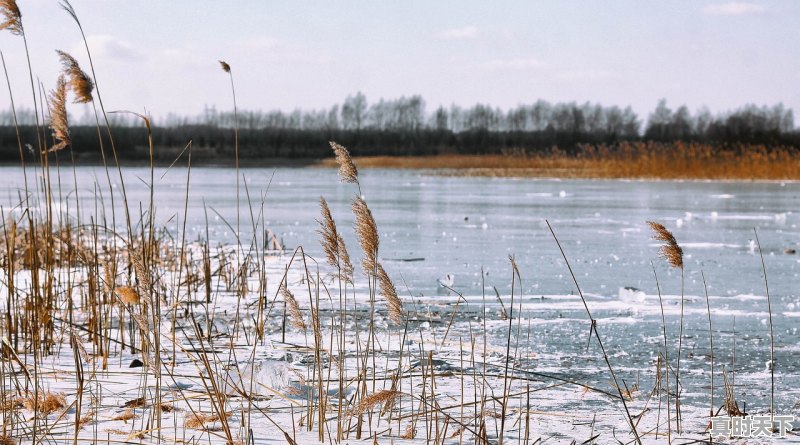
xmin=483 ymin=58 xmax=545 ymax=71
xmin=703 ymin=2 xmax=765 ymax=15
xmin=82 ymin=35 xmax=144 ymax=61
xmin=436 ymin=25 xmax=478 ymax=40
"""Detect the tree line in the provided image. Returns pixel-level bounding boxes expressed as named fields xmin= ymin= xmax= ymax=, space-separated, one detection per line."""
xmin=0 ymin=94 xmax=796 ymax=163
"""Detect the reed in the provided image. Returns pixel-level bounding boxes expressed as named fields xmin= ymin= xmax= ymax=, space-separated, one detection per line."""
xmin=647 ymin=220 xmax=685 ymax=431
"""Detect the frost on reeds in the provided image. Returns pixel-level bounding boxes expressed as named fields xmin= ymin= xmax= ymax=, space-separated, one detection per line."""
xmin=330 ymin=141 xmax=358 ymax=183
xmin=647 ymin=221 xmax=683 ymax=269
xmin=280 ymin=282 xmax=306 ymax=331
xmin=55 ymin=50 xmax=93 ymax=103
xmin=352 ymin=197 xmax=378 ymax=273
xmin=318 ymin=197 xmax=354 ymax=283
xmin=0 ymin=0 xmax=22 ymax=35
xmin=48 ymin=75 xmax=70 ymax=152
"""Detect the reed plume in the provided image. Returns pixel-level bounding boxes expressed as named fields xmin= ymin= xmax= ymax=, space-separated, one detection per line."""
xmin=376 ymin=262 xmax=403 ymax=324
xmin=280 ymin=282 xmax=306 ymax=331
xmin=55 ymin=50 xmax=94 ymax=103
xmin=352 ymin=197 xmax=378 ymax=273
xmin=336 ymin=233 xmax=354 ymax=283
xmin=330 ymin=141 xmax=358 ymax=184
xmin=0 ymin=0 xmax=22 ymax=35
xmin=318 ymin=197 xmax=354 ymax=283
xmin=318 ymin=197 xmax=340 ymax=266
xmin=48 ymin=74 xmax=70 ymax=152
xmin=647 ymin=221 xmax=683 ymax=269
xmin=218 ymin=60 xmax=231 ymax=73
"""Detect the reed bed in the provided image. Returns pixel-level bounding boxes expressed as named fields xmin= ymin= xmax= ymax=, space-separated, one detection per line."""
xmin=0 ymin=1 xmax=795 ymax=444
xmin=324 ymin=142 xmax=800 ymax=180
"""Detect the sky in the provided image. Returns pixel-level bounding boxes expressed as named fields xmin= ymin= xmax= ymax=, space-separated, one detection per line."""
xmin=1 ymin=1 xmax=798 ymax=124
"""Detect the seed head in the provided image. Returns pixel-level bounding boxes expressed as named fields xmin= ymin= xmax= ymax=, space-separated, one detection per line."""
xmin=55 ymin=50 xmax=94 ymax=103
xmin=0 ymin=0 xmax=22 ymax=36
xmin=647 ymin=221 xmax=683 ymax=269
xmin=330 ymin=141 xmax=358 ymax=183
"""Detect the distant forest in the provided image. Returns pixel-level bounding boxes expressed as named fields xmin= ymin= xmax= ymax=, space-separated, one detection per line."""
xmin=0 ymin=94 xmax=797 ymax=163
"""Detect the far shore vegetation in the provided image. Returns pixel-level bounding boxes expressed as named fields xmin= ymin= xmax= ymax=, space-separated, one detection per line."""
xmin=324 ymin=142 xmax=800 ymax=180
xmin=1 ymin=95 xmax=798 ymax=180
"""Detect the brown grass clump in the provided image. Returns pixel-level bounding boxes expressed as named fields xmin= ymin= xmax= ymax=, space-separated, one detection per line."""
xmin=184 ymin=411 xmax=232 ymax=430
xmin=330 ymin=141 xmax=358 ymax=183
xmin=352 ymin=197 xmax=379 ymax=273
xmin=400 ymin=424 xmax=416 ymax=439
xmin=647 ymin=221 xmax=683 ymax=269
xmin=77 ymin=411 xmax=94 ymax=429
xmin=0 ymin=0 xmax=22 ymax=35
xmin=376 ymin=263 xmax=402 ymax=324
xmin=280 ymin=283 xmax=306 ymax=331
xmin=0 ymin=434 xmax=17 ymax=445
xmin=114 ymin=286 xmax=141 ymax=305
xmin=48 ymin=74 xmax=70 ymax=152
xmin=55 ymin=50 xmax=94 ymax=103
xmin=121 ymin=396 xmax=146 ymax=408
xmin=722 ymin=369 xmax=743 ymax=416
xmin=184 ymin=413 xmax=205 ymax=429
xmin=23 ymin=392 xmax=66 ymax=415
xmin=159 ymin=402 xmax=175 ymax=412
xmin=353 ymin=390 xmax=400 ymax=415
xmin=111 ymin=409 xmax=136 ymax=422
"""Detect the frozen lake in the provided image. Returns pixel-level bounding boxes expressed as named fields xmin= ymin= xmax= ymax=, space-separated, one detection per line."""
xmin=4 ymin=166 xmax=797 ymax=297
xmin=1 ymin=165 xmax=799 ymax=441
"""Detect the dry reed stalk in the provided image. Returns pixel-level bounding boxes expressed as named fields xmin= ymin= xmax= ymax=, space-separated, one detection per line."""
xmin=352 ymin=197 xmax=379 ymax=273
xmin=651 ymin=262 xmax=671 ymax=442
xmin=0 ymin=0 xmax=21 ymax=35
xmin=330 ymin=141 xmax=359 ymax=184
xmin=48 ymin=75 xmax=70 ymax=152
xmin=648 ymin=220 xmax=684 ymax=431
xmin=219 ymin=60 xmax=231 ymax=73
xmin=547 ymin=221 xmax=643 ymax=445
xmin=753 ymin=229 xmax=775 ymax=427
xmin=55 ymin=50 xmax=93 ymax=103
xmin=376 ymin=262 xmax=403 ymax=324
xmin=280 ymin=282 xmax=306 ymax=331
xmin=721 ymin=368 xmax=743 ymax=416
xmin=701 ymin=271 xmax=715 ymax=422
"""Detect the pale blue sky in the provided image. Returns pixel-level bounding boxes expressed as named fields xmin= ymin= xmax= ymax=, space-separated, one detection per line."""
xmin=1 ymin=1 xmax=798 ymax=123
